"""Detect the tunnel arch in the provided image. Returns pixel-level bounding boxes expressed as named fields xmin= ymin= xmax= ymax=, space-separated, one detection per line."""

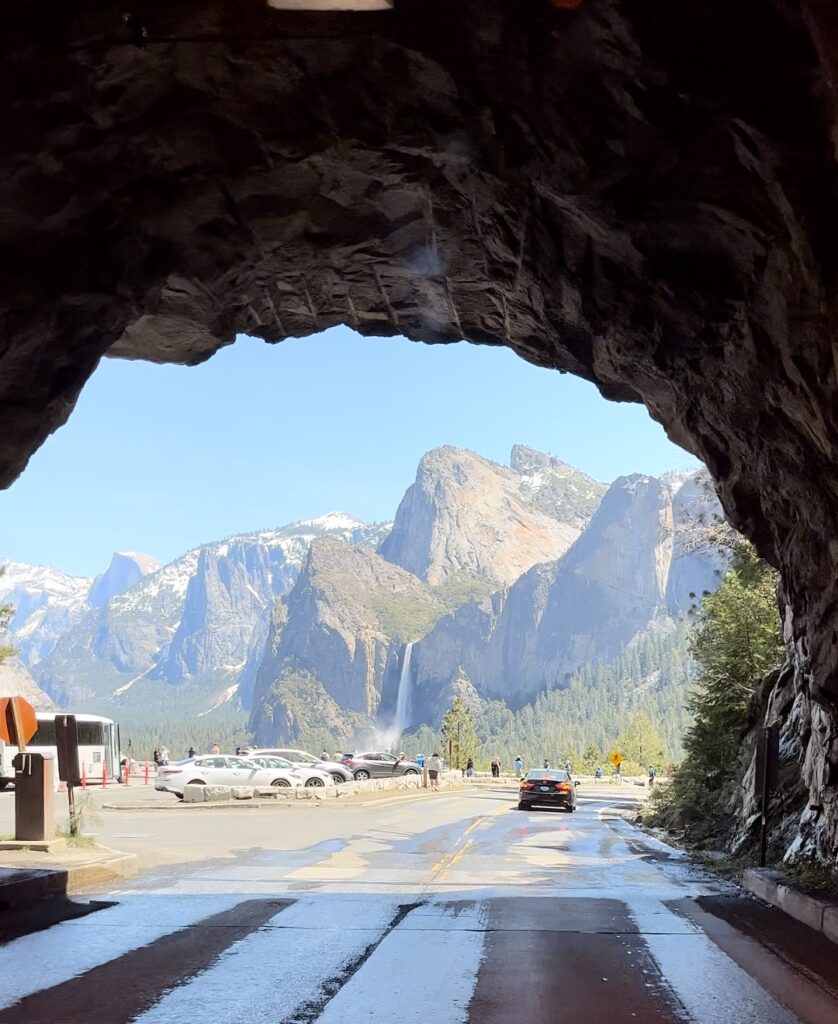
xmin=3 ymin=1 xmax=838 ymax=855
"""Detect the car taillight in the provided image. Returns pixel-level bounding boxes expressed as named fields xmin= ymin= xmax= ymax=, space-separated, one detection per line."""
xmin=555 ymin=782 xmax=570 ymax=792
xmin=521 ymin=781 xmax=534 ymax=789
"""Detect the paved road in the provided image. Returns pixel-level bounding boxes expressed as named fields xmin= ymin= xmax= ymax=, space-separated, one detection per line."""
xmin=1 ymin=787 xmax=837 ymax=1023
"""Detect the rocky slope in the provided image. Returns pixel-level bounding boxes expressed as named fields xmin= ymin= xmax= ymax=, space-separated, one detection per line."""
xmin=0 ymin=561 xmax=98 ymax=668
xmin=404 ymin=470 xmax=727 ymax=728
xmin=0 ymin=659 xmax=55 ymax=709
xmin=378 ymin=446 xmax=604 ymax=587
xmin=249 ymin=467 xmax=726 ymax=742
xmin=32 ymin=514 xmax=388 ymax=711
xmin=88 ymin=552 xmax=160 ymax=609
xmin=249 ymin=536 xmax=447 ymax=745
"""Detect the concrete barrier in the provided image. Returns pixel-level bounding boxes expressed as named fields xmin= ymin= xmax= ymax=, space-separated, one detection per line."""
xmin=181 ymin=770 xmax=466 ymax=804
xmin=742 ymin=867 xmax=838 ymax=945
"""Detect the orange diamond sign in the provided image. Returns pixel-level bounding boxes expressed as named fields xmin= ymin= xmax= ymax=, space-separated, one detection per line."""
xmin=0 ymin=696 xmax=38 ymax=748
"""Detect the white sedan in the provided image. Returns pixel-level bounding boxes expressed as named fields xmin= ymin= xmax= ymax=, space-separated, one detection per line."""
xmin=155 ymin=754 xmax=303 ymax=798
xmin=247 ymin=754 xmax=334 ymax=788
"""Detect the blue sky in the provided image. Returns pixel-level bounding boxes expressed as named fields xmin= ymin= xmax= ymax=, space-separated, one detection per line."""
xmin=3 ymin=327 xmax=699 ymax=577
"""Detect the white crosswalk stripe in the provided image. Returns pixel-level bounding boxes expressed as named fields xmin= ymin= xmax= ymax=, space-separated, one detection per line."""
xmin=130 ymin=894 xmax=403 ymax=1024
xmin=0 ymin=894 xmax=244 ymax=1010
xmin=627 ymin=897 xmax=800 ymax=1024
xmin=314 ymin=902 xmax=486 ymax=1023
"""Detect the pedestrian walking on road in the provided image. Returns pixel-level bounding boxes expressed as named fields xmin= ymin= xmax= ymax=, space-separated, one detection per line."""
xmin=465 ymin=757 xmax=474 ymax=778
xmin=514 ymin=756 xmax=523 ymax=777
xmin=491 ymin=756 xmax=501 ymax=778
xmin=427 ymin=752 xmax=442 ymax=791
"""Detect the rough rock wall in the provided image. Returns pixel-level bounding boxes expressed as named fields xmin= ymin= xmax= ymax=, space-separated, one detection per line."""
xmin=3 ymin=0 xmax=838 ymax=857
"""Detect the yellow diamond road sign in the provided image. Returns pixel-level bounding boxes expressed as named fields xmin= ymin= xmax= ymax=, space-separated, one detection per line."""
xmin=610 ymin=752 xmax=623 ymax=766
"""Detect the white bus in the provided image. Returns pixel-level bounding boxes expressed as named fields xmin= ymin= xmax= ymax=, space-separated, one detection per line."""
xmin=0 ymin=712 xmax=121 ymax=789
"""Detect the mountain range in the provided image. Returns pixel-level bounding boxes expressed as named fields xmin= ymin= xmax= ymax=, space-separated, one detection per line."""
xmin=1 ymin=446 xmax=730 ymax=754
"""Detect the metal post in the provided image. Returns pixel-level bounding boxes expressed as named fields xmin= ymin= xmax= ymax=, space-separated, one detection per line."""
xmin=759 ymin=727 xmax=770 ymax=868
xmin=67 ymin=781 xmax=78 ymax=837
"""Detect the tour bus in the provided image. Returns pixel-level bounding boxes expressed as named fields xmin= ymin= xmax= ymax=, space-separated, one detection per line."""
xmin=0 ymin=712 xmax=121 ymax=789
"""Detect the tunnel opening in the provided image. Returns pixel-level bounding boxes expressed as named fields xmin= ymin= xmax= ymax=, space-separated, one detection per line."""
xmin=2 ymin=0 xmax=838 ymax=864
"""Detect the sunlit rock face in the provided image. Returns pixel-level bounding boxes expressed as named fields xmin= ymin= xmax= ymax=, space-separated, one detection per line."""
xmin=2 ymin=1 xmax=838 ymax=858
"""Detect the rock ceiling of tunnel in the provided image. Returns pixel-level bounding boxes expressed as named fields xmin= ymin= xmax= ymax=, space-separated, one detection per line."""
xmin=2 ymin=0 xmax=838 ymax=790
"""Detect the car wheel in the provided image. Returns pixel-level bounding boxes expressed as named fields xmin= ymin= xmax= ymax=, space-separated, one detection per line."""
xmin=403 ymin=768 xmax=419 ymax=776
xmin=354 ymin=769 xmax=371 ymax=781
xmin=271 ymin=778 xmax=291 ymax=788
xmin=330 ymin=773 xmax=346 ymax=784
xmin=175 ymin=792 xmax=184 ymax=800
xmin=517 ymin=802 xmax=527 ymax=810
xmin=305 ymin=777 xmax=325 ymax=787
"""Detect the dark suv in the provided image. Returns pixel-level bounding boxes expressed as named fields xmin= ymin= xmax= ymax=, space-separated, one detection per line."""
xmin=518 ymin=769 xmax=578 ymax=812
xmin=340 ymin=751 xmax=422 ymax=781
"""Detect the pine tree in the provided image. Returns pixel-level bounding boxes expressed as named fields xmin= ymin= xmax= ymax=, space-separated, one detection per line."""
xmin=653 ymin=542 xmax=783 ymax=836
xmin=441 ymin=697 xmax=480 ymax=770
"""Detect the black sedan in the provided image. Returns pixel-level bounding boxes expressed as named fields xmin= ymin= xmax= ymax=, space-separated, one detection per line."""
xmin=518 ymin=769 xmax=578 ymax=812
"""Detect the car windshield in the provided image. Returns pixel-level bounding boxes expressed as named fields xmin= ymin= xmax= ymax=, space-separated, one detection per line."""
xmin=525 ymin=770 xmax=570 ymax=782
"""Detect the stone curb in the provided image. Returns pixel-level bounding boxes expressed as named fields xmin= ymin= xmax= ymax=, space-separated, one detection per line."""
xmin=105 ymin=781 xmax=491 ymax=811
xmin=742 ymin=867 xmax=838 ymax=945
xmin=0 ymin=847 xmax=138 ymax=905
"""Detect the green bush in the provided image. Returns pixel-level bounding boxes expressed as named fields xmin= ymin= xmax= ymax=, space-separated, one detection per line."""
xmin=651 ymin=542 xmax=783 ymax=842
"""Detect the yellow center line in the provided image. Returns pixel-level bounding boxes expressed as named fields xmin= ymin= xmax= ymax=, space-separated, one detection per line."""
xmin=429 ymin=800 xmax=513 ymax=881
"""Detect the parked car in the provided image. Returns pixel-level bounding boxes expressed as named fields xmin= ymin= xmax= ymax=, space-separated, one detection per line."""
xmin=244 ymin=748 xmax=352 ymax=784
xmin=247 ymin=754 xmax=334 ymax=788
xmin=517 ymin=768 xmax=578 ymax=812
xmin=340 ymin=751 xmax=422 ymax=781
xmin=155 ymin=755 xmax=302 ymax=798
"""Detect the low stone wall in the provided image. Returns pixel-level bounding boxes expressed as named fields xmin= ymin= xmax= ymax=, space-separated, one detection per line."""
xmin=182 ymin=770 xmax=463 ymax=804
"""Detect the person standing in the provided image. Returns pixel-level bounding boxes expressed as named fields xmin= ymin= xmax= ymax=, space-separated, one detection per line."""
xmin=188 ymin=745 xmax=196 ymax=758
xmin=159 ymin=745 xmax=170 ymax=765
xmin=490 ymin=756 xmax=500 ymax=778
xmin=427 ymin=752 xmax=442 ymax=791
xmin=514 ymin=755 xmax=523 ymax=777
xmin=648 ymin=765 xmax=656 ymax=788
xmin=320 ymin=750 xmax=329 ymax=761
xmin=211 ymin=742 xmax=221 ymax=754
xmin=465 ymin=757 xmax=474 ymax=779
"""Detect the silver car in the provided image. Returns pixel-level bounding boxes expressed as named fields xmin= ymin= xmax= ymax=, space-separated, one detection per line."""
xmin=155 ymin=754 xmax=301 ymax=798
xmin=246 ymin=747 xmax=352 ymax=784
xmin=247 ymin=754 xmax=334 ymax=788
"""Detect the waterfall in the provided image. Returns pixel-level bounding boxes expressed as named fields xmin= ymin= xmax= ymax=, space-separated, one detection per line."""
xmin=393 ymin=642 xmax=414 ymax=736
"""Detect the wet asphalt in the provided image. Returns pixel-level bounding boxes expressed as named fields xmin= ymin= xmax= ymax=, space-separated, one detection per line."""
xmin=1 ymin=785 xmax=836 ymax=1023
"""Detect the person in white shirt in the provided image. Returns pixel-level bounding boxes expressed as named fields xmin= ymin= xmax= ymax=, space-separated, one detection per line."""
xmin=427 ymin=752 xmax=442 ymax=791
